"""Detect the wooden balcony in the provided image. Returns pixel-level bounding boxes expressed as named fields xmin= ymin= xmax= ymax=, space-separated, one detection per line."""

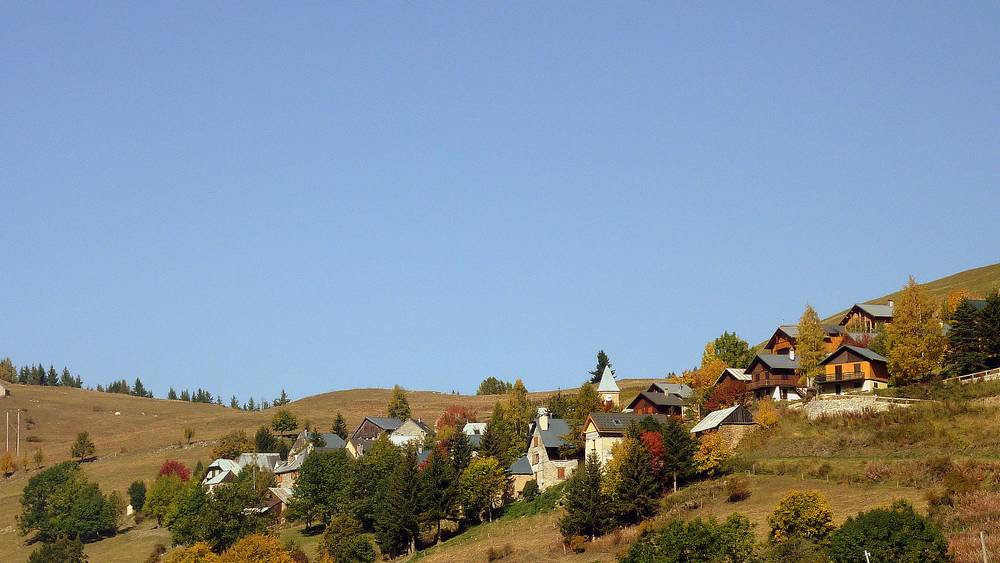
xmin=747 ymin=376 xmax=799 ymax=390
xmin=815 ymin=371 xmax=868 ymax=384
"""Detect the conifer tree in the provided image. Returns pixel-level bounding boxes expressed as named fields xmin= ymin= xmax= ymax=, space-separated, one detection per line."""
xmin=180 ymin=389 xmax=191 ymax=402
xmin=588 ymin=350 xmax=613 ymax=384
xmin=480 ymin=403 xmax=518 ymax=469
xmin=331 ymin=412 xmax=349 ymax=440
xmin=613 ymin=437 xmax=659 ymax=524
xmin=448 ymin=429 xmax=473 ymax=475
xmin=71 ymin=432 xmax=96 ymax=461
xmin=375 ymin=448 xmax=422 ymax=556
xmin=559 ymin=452 xmax=613 ymax=541
xmin=0 ymin=357 xmax=15 ymax=382
xmin=386 ymin=385 xmax=411 ymax=419
xmin=944 ymin=298 xmax=987 ymax=376
xmin=47 ymin=366 xmax=58 ymax=386
xmin=885 ymin=277 xmax=947 ymax=383
xmin=796 ymin=304 xmax=826 ymax=388
xmin=229 ymin=396 xmax=240 ymax=409
xmin=659 ymin=418 xmax=695 ymax=492
xmin=980 ymin=290 xmax=1000 ymax=368
xmin=420 ymin=447 xmax=458 ymax=544
xmin=60 ymin=368 xmax=74 ymax=386
xmin=274 ymin=389 xmax=290 ymax=406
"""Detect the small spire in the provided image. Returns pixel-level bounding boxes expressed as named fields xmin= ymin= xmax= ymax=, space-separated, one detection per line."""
xmin=596 ymin=365 xmax=619 ymax=392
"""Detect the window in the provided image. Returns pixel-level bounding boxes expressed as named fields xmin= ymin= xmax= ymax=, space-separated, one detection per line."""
xmin=532 ymin=436 xmax=539 ymax=447
xmin=853 ymin=363 xmax=862 ymax=374
xmin=533 ymin=453 xmax=539 ymax=465
xmin=834 ymin=365 xmax=842 ymax=376
xmin=557 ymin=467 xmax=565 ymax=480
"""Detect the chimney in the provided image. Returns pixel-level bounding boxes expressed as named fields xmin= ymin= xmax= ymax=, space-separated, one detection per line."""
xmin=789 ymin=348 xmax=796 ymax=360
xmin=539 ymin=414 xmax=549 ymax=431
xmin=888 ymin=300 xmax=895 ymax=308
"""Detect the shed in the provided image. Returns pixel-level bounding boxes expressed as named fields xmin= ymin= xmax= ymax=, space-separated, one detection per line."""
xmin=690 ymin=404 xmax=755 ymax=447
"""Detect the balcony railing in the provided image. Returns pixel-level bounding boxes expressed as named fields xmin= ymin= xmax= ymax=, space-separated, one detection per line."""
xmin=815 ymin=371 xmax=867 ymax=384
xmin=748 ymin=377 xmax=799 ymax=390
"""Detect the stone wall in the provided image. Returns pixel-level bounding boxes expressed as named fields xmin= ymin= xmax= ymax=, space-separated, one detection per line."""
xmin=799 ymin=395 xmax=917 ymax=420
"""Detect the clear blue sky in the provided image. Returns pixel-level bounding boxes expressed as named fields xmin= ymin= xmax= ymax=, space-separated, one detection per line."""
xmin=2 ymin=3 xmax=998 ymax=400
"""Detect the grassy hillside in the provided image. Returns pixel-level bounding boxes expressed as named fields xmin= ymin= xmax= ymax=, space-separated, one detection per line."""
xmin=824 ymin=261 xmax=1000 ymax=322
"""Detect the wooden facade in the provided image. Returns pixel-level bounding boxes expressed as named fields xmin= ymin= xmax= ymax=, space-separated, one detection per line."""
xmin=763 ymin=325 xmax=846 ymax=355
xmin=746 ymin=355 xmax=802 ymax=401
xmin=816 ymin=345 xmax=889 ymax=394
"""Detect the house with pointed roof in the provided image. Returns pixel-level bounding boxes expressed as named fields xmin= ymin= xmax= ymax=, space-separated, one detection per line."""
xmin=763 ymin=324 xmax=847 ymax=356
xmin=746 ymin=353 xmax=804 ymax=401
xmin=839 ymin=302 xmax=895 ymax=331
xmin=389 ymin=418 xmax=431 ymax=448
xmin=816 ymin=345 xmax=889 ymax=395
xmin=526 ymin=412 xmax=577 ymax=490
xmin=690 ymin=404 xmax=756 ymax=447
xmin=714 ymin=367 xmax=751 ymax=386
xmin=582 ymin=412 xmax=668 ymax=466
xmin=595 ymin=365 xmax=620 ymax=409
xmin=624 ymin=390 xmax=684 ymax=416
xmin=646 ymin=382 xmax=694 ymax=399
xmin=463 ymin=422 xmax=487 ymax=449
xmin=508 ymin=456 xmax=534 ymax=498
xmin=346 ymin=416 xmax=405 ymax=458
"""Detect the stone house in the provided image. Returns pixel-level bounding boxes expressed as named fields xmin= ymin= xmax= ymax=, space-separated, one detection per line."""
xmin=346 ymin=417 xmax=404 ymax=458
xmin=389 ymin=418 xmax=431 ymax=448
xmin=526 ymin=413 xmax=577 ymax=491
xmin=508 ymin=456 xmax=534 ymax=498
xmin=582 ymin=412 xmax=667 ymax=466
xmin=690 ymin=404 xmax=756 ymax=448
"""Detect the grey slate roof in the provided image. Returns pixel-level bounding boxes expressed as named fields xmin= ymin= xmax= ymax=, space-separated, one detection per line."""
xmin=821 ymin=345 xmax=888 ymax=365
xmin=468 ymin=434 xmax=483 ymax=448
xmin=752 ymin=353 xmax=799 ymax=371
xmin=629 ymin=391 xmax=685 ymax=408
xmin=777 ymin=324 xmax=844 ymax=338
xmin=647 ymin=382 xmax=694 ymax=399
xmin=854 ymin=303 xmax=895 ymax=318
xmin=509 ymin=455 xmax=533 ymax=475
xmin=367 ymin=417 xmax=405 ymax=431
xmin=313 ymin=432 xmax=347 ymax=451
xmin=417 ymin=449 xmax=432 ymax=465
xmin=531 ymin=416 xmax=572 ymax=448
xmin=586 ymin=412 xmax=668 ymax=434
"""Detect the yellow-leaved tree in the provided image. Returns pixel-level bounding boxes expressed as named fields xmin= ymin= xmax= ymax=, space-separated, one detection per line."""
xmin=796 ymin=304 xmax=826 ymax=388
xmin=885 ymin=276 xmax=947 ymax=384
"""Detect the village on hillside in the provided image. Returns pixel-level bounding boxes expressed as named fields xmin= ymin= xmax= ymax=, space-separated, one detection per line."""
xmin=4 ymin=279 xmax=1000 ymax=562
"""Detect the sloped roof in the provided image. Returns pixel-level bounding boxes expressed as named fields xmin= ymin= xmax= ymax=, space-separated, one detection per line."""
xmin=820 ymin=344 xmax=888 ymax=365
xmin=775 ymin=324 xmax=844 ymax=339
xmin=626 ymin=391 xmax=684 ymax=409
xmin=840 ymin=303 xmax=895 ymax=325
xmin=596 ymin=365 xmax=620 ymax=392
xmin=313 ymin=432 xmax=346 ymax=450
xmin=647 ymin=382 xmax=694 ymax=398
xmin=509 ymin=455 xmax=533 ymax=475
xmin=417 ymin=449 xmax=432 ymax=465
xmin=690 ymin=405 xmax=754 ymax=433
xmin=235 ymin=453 xmax=281 ymax=471
xmin=715 ymin=368 xmax=751 ymax=384
xmin=585 ymin=412 xmax=668 ymax=435
xmin=463 ymin=422 xmax=487 ymax=435
xmin=749 ymin=353 xmax=799 ymax=371
xmin=366 ymin=417 xmax=405 ymax=431
xmin=268 ymin=487 xmax=294 ymax=505
xmin=203 ymin=469 xmax=237 ymax=486
xmin=531 ymin=416 xmax=572 ymax=448
xmin=207 ymin=458 xmax=241 ymax=473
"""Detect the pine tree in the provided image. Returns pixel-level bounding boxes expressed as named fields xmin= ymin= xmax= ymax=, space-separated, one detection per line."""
xmin=230 ymin=396 xmax=240 ymax=409
xmin=246 ymin=397 xmax=256 ymax=411
xmin=886 ymin=277 xmax=948 ymax=384
xmin=60 ymin=368 xmax=74 ymax=386
xmin=180 ymin=389 xmax=191 ymax=401
xmin=47 ymin=366 xmax=58 ymax=386
xmin=74 ymin=375 xmax=83 ymax=388
xmin=613 ymin=437 xmax=659 ymax=524
xmin=0 ymin=357 xmax=16 ymax=382
xmin=588 ymin=350 xmax=613 ymax=384
xmin=133 ymin=378 xmax=149 ymax=398
xmin=448 ymin=429 xmax=473 ymax=475
xmin=659 ymin=418 xmax=695 ymax=492
xmin=480 ymin=403 xmax=518 ymax=469
xmin=331 ymin=412 xmax=349 ymax=440
xmin=420 ymin=447 xmax=458 ymax=544
xmin=386 ymin=385 xmax=411 ymax=420
xmin=559 ymin=452 xmax=613 ymax=541
xmin=375 ymin=448 xmax=422 ymax=556
xmin=274 ymin=389 xmax=290 ymax=406
xmin=167 ymin=388 xmax=178 ymax=400
xmin=944 ymin=298 xmax=987 ymax=376
xmin=797 ymin=304 xmax=826 ymax=388
xmin=980 ymin=290 xmax=1000 ymax=368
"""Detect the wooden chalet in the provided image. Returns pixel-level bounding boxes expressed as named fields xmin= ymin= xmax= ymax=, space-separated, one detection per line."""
xmin=625 ymin=391 xmax=684 ymax=416
xmin=839 ymin=302 xmax=894 ymax=331
xmin=746 ymin=353 xmax=804 ymax=401
xmin=816 ymin=345 xmax=889 ymax=395
xmin=714 ymin=367 xmax=751 ymax=386
xmin=763 ymin=324 xmax=847 ymax=355
xmin=347 ymin=417 xmax=404 ymax=458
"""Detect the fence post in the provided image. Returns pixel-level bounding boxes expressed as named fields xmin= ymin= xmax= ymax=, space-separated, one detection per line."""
xmin=981 ymin=530 xmax=989 ymax=563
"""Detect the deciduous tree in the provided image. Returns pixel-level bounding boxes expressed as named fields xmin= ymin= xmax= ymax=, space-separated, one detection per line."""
xmin=386 ymin=385 xmax=411 ymax=420
xmin=212 ymin=430 xmax=252 ymax=460
xmin=796 ymin=304 xmax=826 ymax=387
xmin=885 ymin=277 xmax=948 ymax=383
xmin=271 ymin=409 xmax=298 ymax=433
xmin=458 ymin=456 xmax=508 ymax=524
xmin=71 ymin=432 xmax=96 ymax=461
xmin=767 ymin=490 xmax=835 ymax=544
xmin=710 ymin=332 xmax=756 ymax=369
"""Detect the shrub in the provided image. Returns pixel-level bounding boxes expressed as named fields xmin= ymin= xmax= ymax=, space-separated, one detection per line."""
xmin=28 ymin=537 xmax=87 ymax=563
xmin=620 ymin=514 xmax=756 ymax=562
xmin=26 ymin=435 xmax=41 ymax=443
xmin=144 ymin=543 xmax=167 ymax=563
xmin=755 ymin=399 xmax=780 ymax=429
xmin=568 ymin=535 xmax=587 ymax=553
xmin=163 ymin=542 xmax=218 ymax=563
xmin=767 ymin=490 xmax=835 ymax=544
xmin=827 ymin=501 xmax=949 ymax=562
xmin=128 ymin=480 xmax=147 ymax=512
xmin=725 ymin=477 xmax=751 ymax=502
xmin=1 ymin=451 xmax=18 ymax=475
xmin=865 ymin=461 xmax=892 ymax=482
xmin=319 ymin=514 xmax=375 ymax=563
xmin=212 ymin=430 xmax=252 ymax=460
xmin=158 ymin=460 xmax=191 ymax=482
xmin=219 ymin=533 xmax=295 ymax=563
xmin=486 ymin=543 xmax=513 ymax=561
xmin=693 ymin=432 xmax=730 ymax=477
xmin=520 ymin=480 xmax=539 ymax=501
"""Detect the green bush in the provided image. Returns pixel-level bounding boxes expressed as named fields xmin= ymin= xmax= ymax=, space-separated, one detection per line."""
xmin=28 ymin=537 xmax=87 ymax=563
xmin=620 ymin=514 xmax=755 ymax=562
xmin=520 ymin=480 xmax=539 ymax=501
xmin=827 ymin=501 xmax=950 ymax=562
xmin=725 ymin=477 xmax=751 ymax=503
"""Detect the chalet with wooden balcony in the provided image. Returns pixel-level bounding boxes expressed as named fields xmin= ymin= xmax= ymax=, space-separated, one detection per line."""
xmin=839 ymin=302 xmax=894 ymax=331
xmin=816 ymin=345 xmax=889 ymax=395
xmin=746 ymin=353 xmax=804 ymax=401
xmin=624 ymin=390 xmax=685 ymax=416
xmin=714 ymin=367 xmax=751 ymax=386
xmin=763 ymin=324 xmax=847 ymax=355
